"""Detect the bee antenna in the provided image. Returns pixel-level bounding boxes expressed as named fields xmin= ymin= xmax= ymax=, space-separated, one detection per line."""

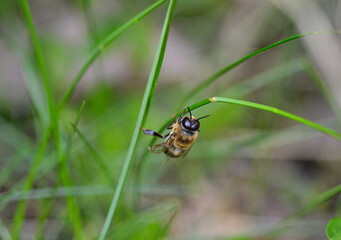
xmin=187 ymin=106 xmax=192 ymax=119
xmin=197 ymin=115 xmax=210 ymax=120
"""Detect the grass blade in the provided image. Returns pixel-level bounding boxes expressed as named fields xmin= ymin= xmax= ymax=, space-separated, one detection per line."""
xmin=181 ymin=31 xmax=339 ymax=104
xmin=58 ymin=0 xmax=167 ymax=110
xmin=263 ymin=184 xmax=341 ymax=239
xmin=98 ymin=0 xmax=177 ymax=239
xmin=220 ymin=58 xmax=305 ymax=98
xmin=144 ymin=96 xmax=341 ymax=147
xmin=222 ymin=184 xmax=341 ymax=240
xmin=19 ymin=0 xmax=57 ymax=136
xmin=71 ymin=124 xmax=115 ymax=186
xmin=134 ymin=61 xmax=305 ymax=180
xmin=210 ymin=97 xmax=341 ymax=141
xmin=301 ymin=58 xmax=341 ymax=124
xmin=0 ymin=218 xmax=11 ymax=240
xmin=57 ymin=102 xmax=86 ymax=240
xmin=0 ymin=184 xmax=191 ymax=204
xmin=11 ymin=128 xmax=51 ymax=239
xmin=16 ymin=1 xmax=60 ymax=238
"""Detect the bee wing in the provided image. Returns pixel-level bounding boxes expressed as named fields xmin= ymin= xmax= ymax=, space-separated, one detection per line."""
xmin=163 ymin=155 xmax=171 ymax=165
xmin=148 ymin=143 xmax=168 ymax=154
xmin=174 ymin=147 xmax=192 ymax=165
xmin=182 ymin=145 xmax=193 ymax=158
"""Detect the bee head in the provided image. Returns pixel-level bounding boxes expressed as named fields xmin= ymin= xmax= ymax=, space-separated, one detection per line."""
xmin=180 ymin=107 xmax=210 ymax=132
xmin=182 ymin=116 xmax=200 ymax=131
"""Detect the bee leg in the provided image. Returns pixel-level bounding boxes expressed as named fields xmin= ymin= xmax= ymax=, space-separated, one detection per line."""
xmin=177 ymin=107 xmax=188 ymax=123
xmin=140 ymin=127 xmax=165 ymax=139
xmin=166 ymin=116 xmax=176 ymax=129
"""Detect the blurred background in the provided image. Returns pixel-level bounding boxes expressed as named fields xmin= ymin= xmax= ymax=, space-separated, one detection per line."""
xmin=0 ymin=0 xmax=341 ymax=239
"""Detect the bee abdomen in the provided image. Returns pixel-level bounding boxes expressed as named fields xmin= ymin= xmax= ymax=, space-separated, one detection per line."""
xmin=165 ymin=144 xmax=184 ymax=158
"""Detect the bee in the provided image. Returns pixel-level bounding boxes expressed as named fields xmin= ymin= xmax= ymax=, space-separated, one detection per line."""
xmin=141 ymin=107 xmax=209 ymax=161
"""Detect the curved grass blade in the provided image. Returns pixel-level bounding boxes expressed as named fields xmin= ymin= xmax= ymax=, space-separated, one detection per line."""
xmin=263 ymin=184 xmax=341 ymax=239
xmin=143 ymin=32 xmax=339 ymax=164
xmin=16 ymin=1 xmax=63 ymax=238
xmin=98 ymin=0 xmax=177 ymax=239
xmin=181 ymin=31 xmax=340 ymax=104
xmin=58 ymin=0 xmax=167 ymax=110
xmin=210 ymin=97 xmax=341 ymax=141
xmin=18 ymin=0 xmax=56 ymax=129
xmin=1 ymin=32 xmax=49 ymax=127
xmin=11 ymin=128 xmax=51 ymax=240
xmin=152 ymin=96 xmax=341 ymax=140
xmin=0 ymin=218 xmax=11 ymax=240
xmin=108 ymin=200 xmax=179 ymax=239
xmin=55 ymin=101 xmax=86 ymax=240
xmin=142 ymin=96 xmax=341 ymax=159
xmin=0 ymin=184 xmax=191 ymax=204
xmin=219 ymin=58 xmax=305 ymax=98
xmin=301 ymin=58 xmax=341 ymax=124
xmin=71 ymin=123 xmax=115 ymax=187
xmin=222 ymin=184 xmax=341 ymax=240
xmin=135 ymin=61 xmax=305 ymax=178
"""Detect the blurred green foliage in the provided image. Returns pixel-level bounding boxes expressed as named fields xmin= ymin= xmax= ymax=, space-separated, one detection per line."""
xmin=0 ymin=0 xmax=340 ymax=239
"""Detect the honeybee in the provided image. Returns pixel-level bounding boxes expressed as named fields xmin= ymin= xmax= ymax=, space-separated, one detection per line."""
xmin=141 ymin=107 xmax=209 ymax=160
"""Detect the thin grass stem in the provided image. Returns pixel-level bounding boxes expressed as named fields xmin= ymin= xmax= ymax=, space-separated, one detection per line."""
xmin=180 ymin=31 xmax=341 ymax=105
xmin=0 ymin=217 xmax=11 ymax=240
xmin=56 ymin=102 xmax=86 ymax=240
xmin=18 ymin=0 xmax=56 ymax=128
xmin=16 ymin=1 xmax=65 ymax=238
xmin=223 ymin=184 xmax=341 ymax=240
xmin=140 ymin=96 xmax=341 ymax=173
xmin=158 ymin=96 xmax=341 ymax=144
xmin=11 ymin=128 xmax=51 ymax=239
xmin=71 ymin=124 xmax=115 ymax=187
xmin=98 ymin=0 xmax=177 ymax=239
xmin=262 ymin=184 xmax=341 ymax=239
xmin=58 ymin=0 xmax=167 ymax=110
xmin=211 ymin=97 xmax=341 ymax=141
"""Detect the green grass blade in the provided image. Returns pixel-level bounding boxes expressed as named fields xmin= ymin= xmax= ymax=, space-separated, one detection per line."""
xmin=220 ymin=58 xmax=305 ymax=98
xmin=71 ymin=124 xmax=115 ymax=186
xmin=16 ymin=2 xmax=62 ymax=238
xmin=57 ymin=102 xmax=86 ymax=240
xmin=58 ymin=0 xmax=167 ymax=110
xmin=135 ymin=61 xmax=304 ymax=180
xmin=11 ymin=128 xmax=51 ymax=240
xmin=290 ymin=185 xmax=341 ymax=219
xmin=19 ymin=0 xmax=57 ymax=134
xmin=0 ymin=184 xmax=190 ymax=204
xmin=142 ymin=96 xmax=341 ymax=157
xmin=154 ymin=95 xmax=341 ymax=141
xmin=262 ymin=184 xmax=341 ymax=239
xmin=211 ymin=97 xmax=341 ymax=141
xmin=181 ymin=31 xmax=338 ymax=104
xmin=98 ymin=0 xmax=177 ymax=239
xmin=222 ymin=184 xmax=341 ymax=240
xmin=0 ymin=148 xmax=32 ymax=188
xmin=1 ymin=32 xmax=49 ymax=127
xmin=34 ymin=197 xmax=53 ymax=240
xmin=301 ymin=58 xmax=341 ymax=124
xmin=108 ymin=200 xmax=179 ymax=240
xmin=0 ymin=218 xmax=11 ymax=240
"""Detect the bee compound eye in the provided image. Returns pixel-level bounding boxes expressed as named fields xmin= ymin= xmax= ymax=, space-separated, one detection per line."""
xmin=182 ymin=117 xmax=192 ymax=130
xmin=190 ymin=121 xmax=200 ymax=131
